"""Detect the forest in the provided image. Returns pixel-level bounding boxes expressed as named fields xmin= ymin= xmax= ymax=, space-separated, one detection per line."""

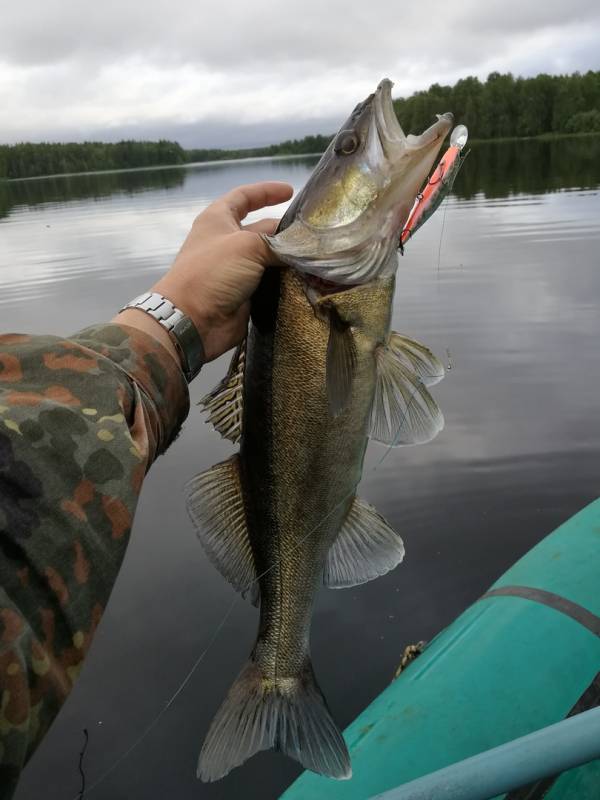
xmin=1 ymin=70 xmax=598 ymax=180
xmin=185 ymin=134 xmax=332 ymax=165
xmin=0 ymin=139 xmax=187 ymax=180
xmin=392 ymin=70 xmax=600 ymax=140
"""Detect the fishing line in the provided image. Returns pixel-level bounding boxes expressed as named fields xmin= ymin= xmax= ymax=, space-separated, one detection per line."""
xmin=77 ymin=729 xmax=89 ymax=800
xmin=76 ymin=593 xmax=240 ymax=798
xmin=436 ymin=195 xmax=449 ymax=284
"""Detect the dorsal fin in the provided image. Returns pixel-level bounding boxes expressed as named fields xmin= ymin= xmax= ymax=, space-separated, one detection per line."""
xmin=199 ymin=339 xmax=245 ymax=443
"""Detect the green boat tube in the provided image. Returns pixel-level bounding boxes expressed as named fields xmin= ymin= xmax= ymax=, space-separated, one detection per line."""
xmin=282 ymin=498 xmax=600 ymax=800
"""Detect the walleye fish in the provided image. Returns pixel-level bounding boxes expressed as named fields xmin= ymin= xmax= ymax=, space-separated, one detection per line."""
xmin=187 ymin=79 xmax=455 ymax=782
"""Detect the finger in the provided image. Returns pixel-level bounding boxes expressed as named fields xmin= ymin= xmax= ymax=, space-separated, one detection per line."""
xmin=208 ymin=182 xmax=293 ymax=231
xmin=243 ymin=230 xmax=288 ymax=268
xmin=243 ymin=217 xmax=280 ymax=235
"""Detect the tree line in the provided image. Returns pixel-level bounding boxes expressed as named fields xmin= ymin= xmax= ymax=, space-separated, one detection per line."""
xmin=0 ymin=134 xmax=332 ymax=180
xmin=1 ymin=70 xmax=598 ymax=180
xmin=393 ymin=70 xmax=600 ymax=139
xmin=185 ymin=134 xmax=332 ymax=164
xmin=0 ymin=140 xmax=187 ymax=180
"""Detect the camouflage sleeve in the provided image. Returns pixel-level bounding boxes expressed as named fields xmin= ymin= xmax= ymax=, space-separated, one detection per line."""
xmin=0 ymin=323 xmax=189 ymax=796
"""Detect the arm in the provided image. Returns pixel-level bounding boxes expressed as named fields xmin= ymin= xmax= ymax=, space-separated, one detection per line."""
xmin=0 ymin=181 xmax=293 ymax=796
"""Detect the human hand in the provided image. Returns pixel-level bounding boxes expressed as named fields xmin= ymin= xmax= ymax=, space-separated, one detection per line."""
xmin=152 ymin=181 xmax=293 ymax=362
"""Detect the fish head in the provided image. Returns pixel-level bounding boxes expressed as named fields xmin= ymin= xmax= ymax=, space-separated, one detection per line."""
xmin=266 ymin=79 xmax=453 ymax=285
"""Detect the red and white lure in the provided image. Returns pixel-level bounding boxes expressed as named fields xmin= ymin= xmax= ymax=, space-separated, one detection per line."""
xmin=400 ymin=124 xmax=469 ymax=249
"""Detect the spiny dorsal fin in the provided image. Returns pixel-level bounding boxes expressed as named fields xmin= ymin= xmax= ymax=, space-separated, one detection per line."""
xmin=199 ymin=340 xmax=245 ymax=443
xmin=324 ymin=496 xmax=404 ymax=588
xmin=326 ymin=306 xmax=357 ymax=416
xmin=369 ymin=336 xmax=444 ymax=447
xmin=185 ymin=454 xmax=258 ymax=605
xmin=388 ymin=332 xmax=444 ymax=386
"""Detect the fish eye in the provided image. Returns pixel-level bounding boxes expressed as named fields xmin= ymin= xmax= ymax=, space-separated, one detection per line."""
xmin=334 ymin=130 xmax=359 ymax=155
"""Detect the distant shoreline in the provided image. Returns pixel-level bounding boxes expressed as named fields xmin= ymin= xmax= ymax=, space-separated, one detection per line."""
xmin=1 ymin=131 xmax=599 ymax=184
xmin=1 ymin=152 xmax=324 ymax=184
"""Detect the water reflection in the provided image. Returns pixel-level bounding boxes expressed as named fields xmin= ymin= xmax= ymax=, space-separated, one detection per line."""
xmin=455 ymin=135 xmax=600 ymax=199
xmin=0 ymin=156 xmax=317 ymax=221
xmin=0 ymin=167 xmax=186 ymax=220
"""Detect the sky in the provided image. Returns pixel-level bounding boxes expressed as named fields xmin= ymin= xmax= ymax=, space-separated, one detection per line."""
xmin=1 ymin=0 xmax=599 ymax=149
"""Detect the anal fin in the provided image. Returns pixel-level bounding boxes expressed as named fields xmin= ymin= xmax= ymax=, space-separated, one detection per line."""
xmin=199 ymin=339 xmax=245 ymax=443
xmin=185 ymin=454 xmax=258 ymax=605
xmin=324 ymin=496 xmax=404 ymax=588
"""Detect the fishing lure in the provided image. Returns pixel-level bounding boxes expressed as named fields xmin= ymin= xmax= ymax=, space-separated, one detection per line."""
xmin=400 ymin=124 xmax=469 ymax=250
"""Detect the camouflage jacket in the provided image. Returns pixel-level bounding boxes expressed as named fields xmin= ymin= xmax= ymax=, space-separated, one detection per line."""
xmin=0 ymin=324 xmax=189 ymax=797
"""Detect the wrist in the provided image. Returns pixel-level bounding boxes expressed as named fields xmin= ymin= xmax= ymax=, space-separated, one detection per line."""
xmin=152 ymin=275 xmax=204 ymax=329
xmin=115 ymin=292 xmax=206 ymax=382
xmin=112 ymin=308 xmax=180 ymax=365
xmin=152 ymin=276 xmax=216 ymax=358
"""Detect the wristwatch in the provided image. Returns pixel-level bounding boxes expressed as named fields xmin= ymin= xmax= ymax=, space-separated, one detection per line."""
xmin=120 ymin=292 xmax=205 ymax=383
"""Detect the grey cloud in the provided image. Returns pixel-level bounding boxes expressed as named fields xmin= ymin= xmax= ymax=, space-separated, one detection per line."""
xmin=3 ymin=0 xmax=599 ymax=70
xmin=10 ymin=116 xmax=343 ymax=150
xmin=1 ymin=0 xmax=599 ymax=146
xmin=108 ymin=117 xmax=342 ymax=149
xmin=465 ymin=0 xmax=598 ymax=34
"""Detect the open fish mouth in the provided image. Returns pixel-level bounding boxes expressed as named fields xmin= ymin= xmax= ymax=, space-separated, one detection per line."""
xmin=373 ymin=78 xmax=454 ymax=158
xmin=373 ymin=78 xmax=407 ymax=146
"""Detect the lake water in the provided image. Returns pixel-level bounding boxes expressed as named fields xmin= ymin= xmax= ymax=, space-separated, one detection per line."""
xmin=2 ymin=136 xmax=600 ymax=800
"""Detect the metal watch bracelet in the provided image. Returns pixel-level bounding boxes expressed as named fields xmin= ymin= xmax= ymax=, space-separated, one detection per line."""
xmin=120 ymin=292 xmax=205 ymax=383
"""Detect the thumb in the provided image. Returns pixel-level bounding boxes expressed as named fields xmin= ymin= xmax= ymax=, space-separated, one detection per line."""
xmin=203 ymin=182 xmax=293 ymax=234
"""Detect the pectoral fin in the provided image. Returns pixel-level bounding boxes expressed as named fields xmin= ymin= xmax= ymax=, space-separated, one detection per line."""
xmin=199 ymin=340 xmax=245 ymax=443
xmin=370 ymin=333 xmax=444 ymax=446
xmin=326 ymin=306 xmax=357 ymax=417
xmin=185 ymin=454 xmax=258 ymax=605
xmin=324 ymin=496 xmax=404 ymax=588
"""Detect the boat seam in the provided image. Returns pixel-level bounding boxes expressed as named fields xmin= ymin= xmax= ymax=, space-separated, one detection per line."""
xmin=479 ymin=585 xmax=600 ymax=637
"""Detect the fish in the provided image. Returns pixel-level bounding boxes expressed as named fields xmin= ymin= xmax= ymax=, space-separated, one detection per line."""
xmin=186 ymin=78 xmax=455 ymax=782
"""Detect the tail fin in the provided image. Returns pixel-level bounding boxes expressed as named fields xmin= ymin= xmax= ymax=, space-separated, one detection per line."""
xmin=198 ymin=657 xmax=351 ymax=782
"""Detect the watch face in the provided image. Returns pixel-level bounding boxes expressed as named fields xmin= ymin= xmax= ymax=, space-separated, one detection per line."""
xmin=171 ymin=315 xmax=205 ymax=382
